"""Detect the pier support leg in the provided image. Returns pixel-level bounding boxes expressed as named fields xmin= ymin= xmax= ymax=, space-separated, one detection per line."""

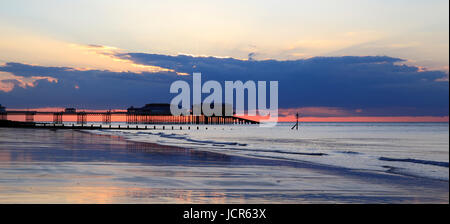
xmin=102 ymin=112 xmax=111 ymax=124
xmin=0 ymin=113 xmax=7 ymax=121
xmin=77 ymin=112 xmax=87 ymax=125
xmin=53 ymin=112 xmax=63 ymax=124
xmin=25 ymin=112 xmax=35 ymax=122
xmin=126 ymin=113 xmax=139 ymax=124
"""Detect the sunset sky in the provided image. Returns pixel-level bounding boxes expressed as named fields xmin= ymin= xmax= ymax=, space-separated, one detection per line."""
xmin=0 ymin=0 xmax=448 ymax=122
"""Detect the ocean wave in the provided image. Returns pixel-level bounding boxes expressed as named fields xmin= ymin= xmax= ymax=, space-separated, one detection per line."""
xmin=224 ymin=147 xmax=328 ymax=156
xmin=335 ymin=151 xmax=361 ymax=155
xmin=379 ymin=157 xmax=449 ymax=168
xmin=135 ymin=131 xmax=248 ymax=146
xmin=124 ymin=130 xmax=329 ymax=157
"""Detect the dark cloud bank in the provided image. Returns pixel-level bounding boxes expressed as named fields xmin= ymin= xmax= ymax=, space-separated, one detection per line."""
xmin=0 ymin=53 xmax=448 ymax=117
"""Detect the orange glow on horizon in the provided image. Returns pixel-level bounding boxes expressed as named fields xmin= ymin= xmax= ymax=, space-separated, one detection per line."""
xmin=3 ymin=107 xmax=448 ymax=123
xmin=238 ymin=115 xmax=449 ymax=123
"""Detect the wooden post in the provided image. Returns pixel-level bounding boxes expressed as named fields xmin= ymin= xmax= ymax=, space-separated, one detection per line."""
xmin=291 ymin=112 xmax=299 ymax=130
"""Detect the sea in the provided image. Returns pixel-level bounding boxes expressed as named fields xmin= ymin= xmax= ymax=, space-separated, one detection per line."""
xmin=0 ymin=122 xmax=448 ymax=203
xmin=89 ymin=122 xmax=449 ymax=181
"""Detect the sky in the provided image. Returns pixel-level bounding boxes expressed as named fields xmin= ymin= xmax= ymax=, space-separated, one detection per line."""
xmin=0 ymin=0 xmax=448 ymax=121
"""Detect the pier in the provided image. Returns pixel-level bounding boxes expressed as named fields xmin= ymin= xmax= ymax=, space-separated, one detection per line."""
xmin=0 ymin=120 xmax=252 ymax=131
xmin=0 ymin=104 xmax=259 ymax=127
xmin=1 ymin=111 xmax=258 ymax=125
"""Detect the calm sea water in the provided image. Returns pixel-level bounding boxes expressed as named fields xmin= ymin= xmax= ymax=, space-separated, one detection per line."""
xmin=0 ymin=122 xmax=448 ymax=203
xmin=90 ymin=122 xmax=449 ymax=180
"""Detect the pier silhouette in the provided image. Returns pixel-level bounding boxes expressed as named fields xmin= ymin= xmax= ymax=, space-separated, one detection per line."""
xmin=0 ymin=103 xmax=259 ymax=129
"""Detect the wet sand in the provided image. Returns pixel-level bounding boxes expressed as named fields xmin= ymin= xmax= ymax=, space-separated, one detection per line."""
xmin=0 ymin=128 xmax=448 ymax=203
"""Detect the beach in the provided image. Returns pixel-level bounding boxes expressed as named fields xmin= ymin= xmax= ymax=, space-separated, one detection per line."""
xmin=0 ymin=125 xmax=448 ymax=203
